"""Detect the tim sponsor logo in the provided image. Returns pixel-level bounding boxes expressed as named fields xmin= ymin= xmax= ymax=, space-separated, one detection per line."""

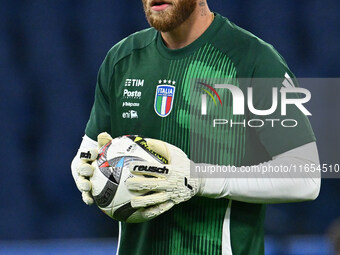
xmin=125 ymin=79 xmax=144 ymax=87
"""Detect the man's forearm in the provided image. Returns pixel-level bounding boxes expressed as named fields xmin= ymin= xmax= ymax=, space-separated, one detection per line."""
xmin=198 ymin=142 xmax=321 ymax=203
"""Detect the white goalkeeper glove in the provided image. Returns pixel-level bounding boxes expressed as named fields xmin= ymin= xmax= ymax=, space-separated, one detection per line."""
xmin=126 ymin=139 xmax=203 ymax=219
xmin=71 ymin=132 xmax=112 ymax=205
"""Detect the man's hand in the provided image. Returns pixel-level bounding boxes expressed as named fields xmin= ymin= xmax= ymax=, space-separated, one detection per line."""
xmin=71 ymin=132 xmax=112 ymax=205
xmin=126 ymin=139 xmax=202 ymax=218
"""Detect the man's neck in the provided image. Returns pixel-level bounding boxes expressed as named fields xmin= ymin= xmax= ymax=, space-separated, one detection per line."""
xmin=161 ymin=3 xmax=213 ymax=49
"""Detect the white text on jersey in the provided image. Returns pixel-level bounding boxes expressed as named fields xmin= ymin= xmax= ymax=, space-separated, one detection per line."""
xmin=125 ymin=79 xmax=144 ymax=87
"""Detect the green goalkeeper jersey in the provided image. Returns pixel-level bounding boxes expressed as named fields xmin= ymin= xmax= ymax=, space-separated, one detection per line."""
xmin=85 ymin=13 xmax=315 ymax=255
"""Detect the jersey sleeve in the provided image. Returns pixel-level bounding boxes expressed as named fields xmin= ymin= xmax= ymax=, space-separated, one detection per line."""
xmin=249 ymin=45 xmax=316 ymax=157
xmin=85 ymin=53 xmax=113 ymax=141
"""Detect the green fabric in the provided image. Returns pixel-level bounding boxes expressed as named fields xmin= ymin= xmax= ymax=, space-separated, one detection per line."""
xmin=85 ymin=13 xmax=315 ymax=255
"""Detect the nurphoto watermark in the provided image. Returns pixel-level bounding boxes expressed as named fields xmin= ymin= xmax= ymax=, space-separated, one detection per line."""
xmin=189 ymin=78 xmax=339 ymax=179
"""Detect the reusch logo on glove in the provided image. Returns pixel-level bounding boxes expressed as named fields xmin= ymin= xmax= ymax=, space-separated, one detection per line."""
xmin=80 ymin=151 xmax=92 ymax=159
xmin=133 ymin=165 xmax=169 ymax=174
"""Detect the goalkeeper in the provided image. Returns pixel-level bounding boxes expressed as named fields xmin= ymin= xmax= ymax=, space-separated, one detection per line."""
xmin=71 ymin=0 xmax=321 ymax=254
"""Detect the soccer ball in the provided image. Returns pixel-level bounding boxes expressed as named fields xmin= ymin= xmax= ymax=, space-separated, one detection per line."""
xmin=90 ymin=135 xmax=168 ymax=223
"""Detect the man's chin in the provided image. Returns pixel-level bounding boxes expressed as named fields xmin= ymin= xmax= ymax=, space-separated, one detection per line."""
xmin=148 ymin=14 xmax=178 ymax=32
xmin=145 ymin=0 xmax=196 ymax=32
xmin=151 ymin=23 xmax=174 ymax=33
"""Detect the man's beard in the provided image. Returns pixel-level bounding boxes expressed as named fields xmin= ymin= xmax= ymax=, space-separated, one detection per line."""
xmin=142 ymin=0 xmax=197 ymax=32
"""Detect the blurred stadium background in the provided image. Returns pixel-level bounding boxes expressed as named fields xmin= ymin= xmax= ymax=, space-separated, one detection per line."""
xmin=1 ymin=0 xmax=339 ymax=254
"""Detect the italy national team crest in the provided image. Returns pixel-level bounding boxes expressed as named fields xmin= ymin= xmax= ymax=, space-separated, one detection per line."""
xmin=154 ymin=82 xmax=176 ymax=117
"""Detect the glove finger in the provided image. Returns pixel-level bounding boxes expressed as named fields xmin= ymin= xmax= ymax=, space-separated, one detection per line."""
xmin=76 ymin=176 xmax=92 ymax=192
xmin=141 ymin=201 xmax=175 ymax=219
xmin=131 ymin=192 xmax=169 ymax=208
xmin=148 ymin=139 xmax=189 ymax=165
xmin=78 ymin=163 xmax=94 ymax=177
xmin=82 ymin=191 xmax=94 ymax=205
xmin=97 ymin=132 xmax=113 ymax=148
xmin=144 ymin=138 xmax=170 ymax=162
xmin=126 ymin=177 xmax=170 ymax=191
xmin=79 ymin=148 xmax=98 ymax=162
xmin=129 ymin=162 xmax=170 ymax=178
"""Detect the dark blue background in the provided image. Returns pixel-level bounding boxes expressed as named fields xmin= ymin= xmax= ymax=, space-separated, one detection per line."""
xmin=1 ymin=0 xmax=339 ymax=241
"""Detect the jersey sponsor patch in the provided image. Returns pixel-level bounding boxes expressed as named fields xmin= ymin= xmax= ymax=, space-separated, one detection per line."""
xmin=122 ymin=102 xmax=140 ymax=107
xmin=122 ymin=110 xmax=138 ymax=119
xmin=123 ymin=89 xmax=142 ymax=99
xmin=154 ymin=84 xmax=175 ymax=117
xmin=125 ymin=79 xmax=144 ymax=87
